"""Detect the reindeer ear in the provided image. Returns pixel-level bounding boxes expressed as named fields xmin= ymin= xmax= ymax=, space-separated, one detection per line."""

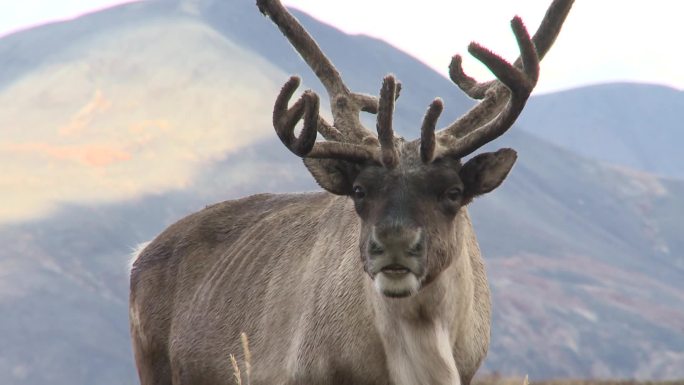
xmin=303 ymin=158 xmax=358 ymax=196
xmin=460 ymin=148 xmax=517 ymax=200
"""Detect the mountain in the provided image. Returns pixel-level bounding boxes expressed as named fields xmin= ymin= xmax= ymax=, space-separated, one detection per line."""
xmin=517 ymin=83 xmax=684 ymax=179
xmin=1 ymin=0 xmax=682 ymax=384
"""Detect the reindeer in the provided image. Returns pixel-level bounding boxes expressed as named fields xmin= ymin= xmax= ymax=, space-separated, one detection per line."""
xmin=129 ymin=1 xmax=573 ymax=384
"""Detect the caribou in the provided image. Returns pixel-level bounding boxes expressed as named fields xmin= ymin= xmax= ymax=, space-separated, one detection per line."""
xmin=129 ymin=1 xmax=573 ymax=384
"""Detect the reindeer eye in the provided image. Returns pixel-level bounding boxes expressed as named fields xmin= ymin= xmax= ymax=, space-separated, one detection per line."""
xmin=353 ymin=185 xmax=366 ymax=200
xmin=445 ymin=187 xmax=462 ymax=201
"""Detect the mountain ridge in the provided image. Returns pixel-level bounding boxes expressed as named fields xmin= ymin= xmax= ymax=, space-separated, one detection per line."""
xmin=518 ymin=82 xmax=684 ymax=179
xmin=1 ymin=0 xmax=682 ymax=384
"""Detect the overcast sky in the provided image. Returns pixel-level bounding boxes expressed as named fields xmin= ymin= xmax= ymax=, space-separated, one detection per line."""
xmin=2 ymin=0 xmax=683 ymax=94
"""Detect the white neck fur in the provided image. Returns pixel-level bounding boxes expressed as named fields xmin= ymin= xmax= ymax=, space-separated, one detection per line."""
xmin=369 ymin=251 xmax=469 ymax=385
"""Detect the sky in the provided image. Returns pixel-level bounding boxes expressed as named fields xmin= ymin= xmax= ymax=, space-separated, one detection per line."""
xmin=1 ymin=0 xmax=683 ymax=94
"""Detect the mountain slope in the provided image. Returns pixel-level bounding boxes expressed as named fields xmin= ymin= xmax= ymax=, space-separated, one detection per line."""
xmin=0 ymin=4 xmax=288 ymax=222
xmin=1 ymin=0 xmax=682 ymax=384
xmin=518 ymin=83 xmax=684 ymax=178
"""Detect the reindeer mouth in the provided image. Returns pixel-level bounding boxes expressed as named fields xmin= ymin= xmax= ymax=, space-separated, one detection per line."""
xmin=374 ymin=264 xmax=420 ymax=298
xmin=380 ymin=264 xmax=411 ymax=277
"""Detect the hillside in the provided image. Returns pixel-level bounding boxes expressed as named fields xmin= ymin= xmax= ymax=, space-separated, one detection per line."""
xmin=1 ymin=0 xmax=682 ymax=384
xmin=518 ymin=83 xmax=684 ymax=179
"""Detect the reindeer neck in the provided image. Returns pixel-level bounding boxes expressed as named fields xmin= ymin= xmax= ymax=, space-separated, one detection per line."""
xmin=365 ymin=214 xmax=473 ymax=385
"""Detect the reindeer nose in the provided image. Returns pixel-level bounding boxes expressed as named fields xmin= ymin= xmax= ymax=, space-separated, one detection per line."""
xmin=369 ymin=225 xmax=425 ymax=258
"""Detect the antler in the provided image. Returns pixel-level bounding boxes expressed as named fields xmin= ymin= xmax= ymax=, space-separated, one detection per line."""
xmin=418 ymin=0 xmax=574 ymax=162
xmin=260 ymin=0 xmax=573 ymax=166
xmin=272 ymin=76 xmax=379 ymax=162
xmin=450 ymin=0 xmax=574 ymax=100
xmin=258 ymin=0 xmax=403 ymax=166
xmin=272 ymin=73 xmax=405 ymax=166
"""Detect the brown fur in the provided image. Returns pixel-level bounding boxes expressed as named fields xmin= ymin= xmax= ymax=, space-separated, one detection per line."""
xmin=130 ymin=0 xmax=573 ymax=382
xmin=130 ymin=187 xmax=492 ymax=385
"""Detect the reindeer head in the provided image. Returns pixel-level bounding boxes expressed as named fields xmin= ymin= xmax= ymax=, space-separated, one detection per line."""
xmin=258 ymin=0 xmax=573 ymax=297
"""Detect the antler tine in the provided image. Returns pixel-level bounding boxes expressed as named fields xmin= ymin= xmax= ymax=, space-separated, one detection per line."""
xmin=450 ymin=0 xmax=574 ymax=100
xmin=377 ymin=75 xmax=399 ymax=168
xmin=420 ymin=98 xmax=444 ymax=163
xmin=273 ymin=77 xmax=380 ymax=163
xmin=257 ymin=0 xmax=346 ymax=97
xmin=316 ymin=116 xmax=344 ymax=142
xmin=527 ymin=0 xmax=575 ymax=64
xmin=273 ymin=77 xmax=319 ymax=156
xmin=437 ymin=18 xmax=539 ymax=159
xmin=257 ymin=0 xmax=375 ymax=143
xmin=449 ymin=54 xmax=490 ymax=100
xmin=434 ymin=0 xmax=573 ymax=158
xmin=357 ymin=81 xmax=402 ymax=114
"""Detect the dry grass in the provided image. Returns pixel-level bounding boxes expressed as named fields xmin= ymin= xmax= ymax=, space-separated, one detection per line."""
xmin=230 ymin=332 xmax=252 ymax=385
xmin=229 ymin=354 xmax=242 ymax=385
